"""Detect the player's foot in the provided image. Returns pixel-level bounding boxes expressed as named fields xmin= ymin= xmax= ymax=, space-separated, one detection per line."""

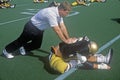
xmin=105 ymin=48 xmax=113 ymax=64
xmin=3 ymin=49 xmax=14 ymax=58
xmin=19 ymin=46 xmax=26 ymax=55
xmin=10 ymin=4 xmax=16 ymax=8
xmin=44 ymin=0 xmax=48 ymax=3
xmin=85 ymin=3 xmax=91 ymax=6
xmin=98 ymin=63 xmax=111 ymax=70
xmin=100 ymin=0 xmax=106 ymax=2
xmin=1 ymin=6 xmax=6 ymax=9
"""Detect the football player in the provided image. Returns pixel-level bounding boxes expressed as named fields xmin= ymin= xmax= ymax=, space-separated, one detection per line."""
xmin=49 ymin=36 xmax=113 ymax=73
xmin=90 ymin=0 xmax=106 ymax=3
xmin=71 ymin=0 xmax=90 ymax=6
xmin=0 ymin=0 xmax=15 ymax=9
xmin=71 ymin=0 xmax=106 ymax=7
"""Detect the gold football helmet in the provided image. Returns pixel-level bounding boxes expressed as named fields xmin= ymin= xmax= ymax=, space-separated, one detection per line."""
xmin=88 ymin=41 xmax=98 ymax=54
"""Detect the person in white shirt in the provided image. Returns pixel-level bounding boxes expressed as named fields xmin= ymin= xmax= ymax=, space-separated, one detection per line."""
xmin=3 ymin=1 xmax=76 ymax=59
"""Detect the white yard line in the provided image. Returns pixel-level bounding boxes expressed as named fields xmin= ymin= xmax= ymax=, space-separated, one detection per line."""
xmin=54 ymin=34 xmax=120 ymax=80
xmin=96 ymin=34 xmax=120 ymax=54
xmin=0 ymin=17 xmax=30 ymax=26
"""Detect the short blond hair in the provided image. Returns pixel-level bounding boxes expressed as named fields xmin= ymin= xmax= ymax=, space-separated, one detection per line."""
xmin=58 ymin=1 xmax=72 ymax=11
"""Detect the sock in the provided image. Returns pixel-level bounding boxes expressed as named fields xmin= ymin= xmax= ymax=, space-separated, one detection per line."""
xmin=96 ymin=54 xmax=106 ymax=63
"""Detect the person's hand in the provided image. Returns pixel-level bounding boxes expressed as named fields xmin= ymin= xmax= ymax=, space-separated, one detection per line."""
xmin=76 ymin=53 xmax=87 ymax=63
xmin=65 ymin=38 xmax=77 ymax=44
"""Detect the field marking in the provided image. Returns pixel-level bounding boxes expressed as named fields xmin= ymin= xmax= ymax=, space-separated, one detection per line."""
xmin=21 ymin=11 xmax=79 ymax=17
xmin=0 ymin=17 xmax=30 ymax=26
xmin=96 ymin=34 xmax=120 ymax=54
xmin=67 ymin=11 xmax=79 ymax=17
xmin=55 ymin=34 xmax=120 ymax=80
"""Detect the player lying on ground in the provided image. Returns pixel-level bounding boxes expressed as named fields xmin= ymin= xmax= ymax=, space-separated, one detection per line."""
xmin=49 ymin=36 xmax=113 ymax=73
xmin=71 ymin=0 xmax=90 ymax=6
xmin=71 ymin=0 xmax=106 ymax=7
xmin=0 ymin=0 xmax=15 ymax=9
xmin=90 ymin=0 xmax=106 ymax=2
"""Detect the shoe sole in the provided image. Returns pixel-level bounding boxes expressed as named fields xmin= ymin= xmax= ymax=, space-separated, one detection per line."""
xmin=108 ymin=48 xmax=113 ymax=64
xmin=2 ymin=49 xmax=14 ymax=59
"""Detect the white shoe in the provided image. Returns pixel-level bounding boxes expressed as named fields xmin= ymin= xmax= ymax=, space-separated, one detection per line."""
xmin=3 ymin=49 xmax=14 ymax=58
xmin=1 ymin=6 xmax=6 ymax=9
xmin=105 ymin=49 xmax=113 ymax=64
xmin=98 ymin=63 xmax=111 ymax=70
xmin=85 ymin=3 xmax=91 ymax=6
xmin=100 ymin=0 xmax=106 ymax=2
xmin=10 ymin=4 xmax=16 ymax=8
xmin=44 ymin=0 xmax=48 ymax=3
xmin=19 ymin=47 xmax=26 ymax=55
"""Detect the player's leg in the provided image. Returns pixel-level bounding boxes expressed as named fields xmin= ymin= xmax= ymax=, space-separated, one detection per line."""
xmin=71 ymin=1 xmax=78 ymax=6
xmin=93 ymin=63 xmax=111 ymax=69
xmin=49 ymin=53 xmax=69 ymax=73
xmin=79 ymin=61 xmax=110 ymax=70
xmin=88 ymin=49 xmax=113 ymax=64
xmin=23 ymin=29 xmax=43 ymax=52
xmin=2 ymin=21 xmax=34 ymax=58
xmin=3 ymin=28 xmax=30 ymax=58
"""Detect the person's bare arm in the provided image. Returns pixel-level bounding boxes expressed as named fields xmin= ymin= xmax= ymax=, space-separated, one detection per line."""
xmin=52 ymin=26 xmax=68 ymax=43
xmin=59 ymin=23 xmax=70 ymax=39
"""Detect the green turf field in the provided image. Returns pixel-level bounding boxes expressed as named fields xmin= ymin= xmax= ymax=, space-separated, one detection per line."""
xmin=0 ymin=0 xmax=120 ymax=80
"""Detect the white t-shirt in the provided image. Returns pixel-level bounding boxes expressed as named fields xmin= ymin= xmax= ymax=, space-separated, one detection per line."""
xmin=31 ymin=7 xmax=64 ymax=30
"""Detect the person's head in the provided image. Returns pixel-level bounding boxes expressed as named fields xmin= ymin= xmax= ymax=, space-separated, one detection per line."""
xmin=88 ymin=41 xmax=98 ymax=54
xmin=58 ymin=1 xmax=72 ymax=17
